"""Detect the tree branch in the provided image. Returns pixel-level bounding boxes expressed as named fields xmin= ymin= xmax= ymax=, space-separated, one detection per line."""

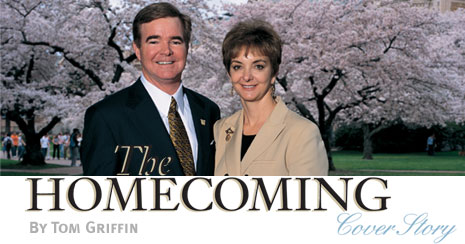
xmin=309 ymin=76 xmax=321 ymax=98
xmin=369 ymin=122 xmax=391 ymax=138
xmin=107 ymin=26 xmax=124 ymax=61
xmin=321 ymin=69 xmax=343 ymax=98
xmin=38 ymin=116 xmax=61 ymax=137
xmin=6 ymin=1 xmax=42 ymax=18
xmin=276 ymin=76 xmax=288 ymax=91
xmin=6 ymin=109 xmax=28 ymax=134
xmin=292 ymin=98 xmax=317 ymax=124
xmin=288 ymin=0 xmax=306 ymax=19
xmin=383 ymin=35 xmax=397 ymax=54
xmin=22 ymin=40 xmax=104 ymax=89
xmin=25 ymin=54 xmax=34 ymax=84
xmin=125 ymin=53 xmax=137 ymax=63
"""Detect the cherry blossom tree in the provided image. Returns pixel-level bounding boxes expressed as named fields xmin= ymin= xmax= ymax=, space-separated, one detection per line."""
xmin=214 ymin=0 xmax=465 ymax=169
xmin=340 ymin=7 xmax=465 ymax=159
xmin=1 ymin=0 xmax=81 ymax=165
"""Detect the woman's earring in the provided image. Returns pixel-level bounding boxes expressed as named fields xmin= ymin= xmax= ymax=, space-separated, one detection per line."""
xmin=230 ymin=87 xmax=235 ymax=96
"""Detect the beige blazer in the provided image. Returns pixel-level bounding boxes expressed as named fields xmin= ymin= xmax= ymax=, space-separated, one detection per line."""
xmin=214 ymin=97 xmax=329 ymax=176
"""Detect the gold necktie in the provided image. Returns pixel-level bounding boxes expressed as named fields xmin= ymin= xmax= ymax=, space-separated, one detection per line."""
xmin=168 ymin=97 xmax=195 ymax=176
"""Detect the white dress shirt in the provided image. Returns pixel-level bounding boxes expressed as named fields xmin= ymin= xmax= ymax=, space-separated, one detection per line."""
xmin=40 ymin=136 xmax=49 ymax=149
xmin=140 ymin=75 xmax=199 ymax=169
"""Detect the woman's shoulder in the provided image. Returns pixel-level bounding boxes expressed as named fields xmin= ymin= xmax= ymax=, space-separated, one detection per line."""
xmin=214 ymin=110 xmax=242 ymax=129
xmin=283 ymin=109 xmax=320 ymax=134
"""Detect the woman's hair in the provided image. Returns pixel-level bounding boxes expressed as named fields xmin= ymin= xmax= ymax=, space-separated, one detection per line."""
xmin=222 ymin=19 xmax=282 ymax=76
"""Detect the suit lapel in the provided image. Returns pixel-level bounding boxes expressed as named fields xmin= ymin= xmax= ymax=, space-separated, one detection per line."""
xmin=223 ymin=111 xmax=243 ymax=175
xmin=184 ymin=88 xmax=209 ymax=175
xmin=240 ymin=98 xmax=288 ymax=174
xmin=240 ymin=124 xmax=284 ymax=174
xmin=125 ymin=79 xmax=183 ymax=175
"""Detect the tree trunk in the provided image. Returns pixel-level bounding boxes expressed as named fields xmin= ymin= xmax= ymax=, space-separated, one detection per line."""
xmin=292 ymin=99 xmax=335 ymax=172
xmin=5 ymin=117 xmax=11 ymax=133
xmin=7 ymin=109 xmax=60 ymax=165
xmin=21 ymin=132 xmax=45 ymax=165
xmin=362 ymin=124 xmax=373 ymax=160
xmin=320 ymin=124 xmax=335 ymax=171
xmin=322 ymin=133 xmax=336 ymax=171
xmin=361 ymin=122 xmax=391 ymax=160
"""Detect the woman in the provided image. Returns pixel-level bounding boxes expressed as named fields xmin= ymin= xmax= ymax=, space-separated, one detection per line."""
xmin=70 ymin=128 xmax=80 ymax=166
xmin=214 ymin=19 xmax=328 ymax=176
xmin=52 ymin=135 xmax=60 ymax=160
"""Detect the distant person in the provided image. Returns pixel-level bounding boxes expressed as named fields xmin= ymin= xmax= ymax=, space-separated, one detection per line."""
xmin=47 ymin=135 xmax=52 ymax=160
xmin=2 ymin=133 xmax=13 ymax=159
xmin=1 ymin=133 xmax=6 ymax=157
xmin=426 ymin=133 xmax=435 ymax=156
xmin=17 ymin=133 xmax=26 ymax=161
xmin=77 ymin=133 xmax=82 ymax=160
xmin=70 ymin=128 xmax=80 ymax=166
xmin=11 ymin=132 xmax=18 ymax=158
xmin=63 ymin=132 xmax=70 ymax=159
xmin=58 ymin=132 xmax=65 ymax=159
xmin=52 ymin=134 xmax=60 ymax=159
xmin=40 ymin=134 xmax=49 ymax=159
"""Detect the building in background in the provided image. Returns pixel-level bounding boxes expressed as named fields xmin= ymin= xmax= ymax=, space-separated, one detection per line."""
xmin=1 ymin=115 xmax=18 ymax=134
xmin=412 ymin=0 xmax=465 ymax=12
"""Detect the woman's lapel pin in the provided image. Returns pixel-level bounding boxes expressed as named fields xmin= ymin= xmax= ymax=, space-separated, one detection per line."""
xmin=225 ymin=128 xmax=234 ymax=142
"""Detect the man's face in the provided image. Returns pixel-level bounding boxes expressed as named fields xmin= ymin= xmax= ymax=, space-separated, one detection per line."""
xmin=133 ymin=17 xmax=187 ymax=89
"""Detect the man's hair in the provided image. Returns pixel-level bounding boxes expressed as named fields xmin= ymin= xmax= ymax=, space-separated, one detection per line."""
xmin=222 ymin=19 xmax=282 ymax=76
xmin=133 ymin=2 xmax=192 ymax=49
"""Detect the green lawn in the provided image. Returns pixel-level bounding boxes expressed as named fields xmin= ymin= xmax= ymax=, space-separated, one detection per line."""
xmin=0 ymin=158 xmax=70 ymax=176
xmin=330 ymin=170 xmax=465 ymax=176
xmin=2 ymin=151 xmax=465 ymax=176
xmin=330 ymin=151 xmax=465 ymax=176
xmin=0 ymin=159 xmax=68 ymax=169
xmin=0 ymin=172 xmax=63 ymax=176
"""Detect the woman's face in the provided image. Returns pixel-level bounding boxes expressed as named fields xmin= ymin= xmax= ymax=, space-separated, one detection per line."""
xmin=229 ymin=47 xmax=276 ymax=103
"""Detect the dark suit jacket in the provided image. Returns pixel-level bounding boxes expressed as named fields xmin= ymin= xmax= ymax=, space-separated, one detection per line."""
xmin=81 ymin=79 xmax=220 ymax=176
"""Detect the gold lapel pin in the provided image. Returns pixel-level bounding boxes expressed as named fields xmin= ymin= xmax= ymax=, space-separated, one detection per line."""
xmin=225 ymin=128 xmax=234 ymax=142
xmin=200 ymin=119 xmax=206 ymax=126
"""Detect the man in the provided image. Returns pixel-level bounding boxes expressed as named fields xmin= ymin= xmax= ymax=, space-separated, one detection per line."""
xmin=11 ymin=132 xmax=18 ymax=158
xmin=70 ymin=129 xmax=80 ymax=166
xmin=426 ymin=133 xmax=435 ymax=156
xmin=1 ymin=133 xmax=6 ymax=158
xmin=3 ymin=133 xmax=12 ymax=159
xmin=40 ymin=134 xmax=49 ymax=160
xmin=58 ymin=132 xmax=65 ymax=159
xmin=62 ymin=132 xmax=70 ymax=159
xmin=17 ymin=133 xmax=26 ymax=161
xmin=52 ymin=134 xmax=60 ymax=160
xmin=81 ymin=2 xmax=220 ymax=176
